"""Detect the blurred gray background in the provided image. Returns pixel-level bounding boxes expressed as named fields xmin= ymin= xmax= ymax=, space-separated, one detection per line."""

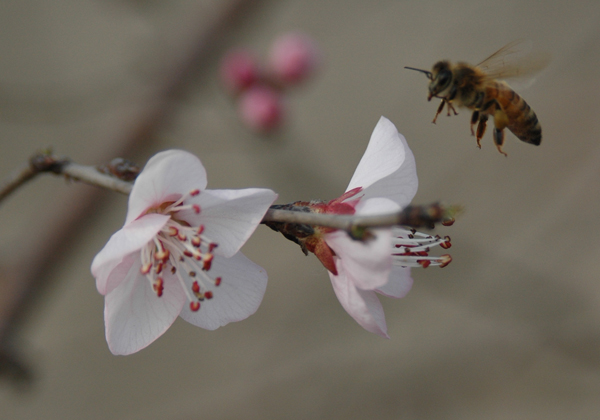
xmin=1 ymin=0 xmax=599 ymax=419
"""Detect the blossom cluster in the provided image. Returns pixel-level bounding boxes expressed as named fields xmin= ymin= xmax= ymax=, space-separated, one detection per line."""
xmin=92 ymin=117 xmax=451 ymax=354
xmin=220 ymin=32 xmax=320 ymax=132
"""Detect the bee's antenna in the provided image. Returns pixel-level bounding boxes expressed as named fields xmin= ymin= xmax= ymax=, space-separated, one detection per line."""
xmin=404 ymin=66 xmax=433 ymax=80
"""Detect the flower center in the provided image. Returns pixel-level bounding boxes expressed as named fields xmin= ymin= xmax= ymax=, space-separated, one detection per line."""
xmin=140 ymin=189 xmax=221 ymax=312
xmin=392 ymin=228 xmax=452 ymax=268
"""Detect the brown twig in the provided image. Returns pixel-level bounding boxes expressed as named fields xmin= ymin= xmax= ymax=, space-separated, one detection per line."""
xmin=2 ymin=151 xmax=457 ymax=232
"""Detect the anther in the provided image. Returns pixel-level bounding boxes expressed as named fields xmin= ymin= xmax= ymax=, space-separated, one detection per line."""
xmin=190 ymin=301 xmax=200 ymax=312
xmin=440 ymin=236 xmax=452 ymax=249
xmin=154 ymin=248 xmax=170 ymax=262
xmin=190 ymin=189 xmax=200 ymax=196
xmin=155 ymin=262 xmax=164 ymax=274
xmin=442 ymin=218 xmax=455 ymax=227
xmin=192 ymin=204 xmax=201 ymax=214
xmin=418 ymin=260 xmax=431 ymax=268
xmin=202 ymin=254 xmax=214 ymax=271
xmin=215 ymin=277 xmax=222 ymax=286
xmin=439 ymin=254 xmax=452 ymax=268
xmin=153 ymin=277 xmax=164 ymax=297
xmin=141 ymin=263 xmax=152 ymax=275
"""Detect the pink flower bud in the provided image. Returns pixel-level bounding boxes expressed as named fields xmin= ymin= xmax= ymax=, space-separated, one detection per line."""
xmin=238 ymin=86 xmax=285 ymax=133
xmin=220 ymin=49 xmax=261 ymax=93
xmin=268 ymin=32 xmax=320 ymax=85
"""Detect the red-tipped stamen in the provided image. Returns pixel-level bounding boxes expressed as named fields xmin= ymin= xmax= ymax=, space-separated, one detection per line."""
xmin=202 ymin=254 xmax=213 ymax=271
xmin=442 ymin=218 xmax=455 ymax=227
xmin=139 ymin=187 xmax=224 ymax=313
xmin=391 ymin=227 xmax=453 ymax=269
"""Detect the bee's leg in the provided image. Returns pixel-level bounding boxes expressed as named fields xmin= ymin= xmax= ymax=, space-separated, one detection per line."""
xmin=492 ymin=107 xmax=509 ymax=157
xmin=493 ymin=128 xmax=508 ymax=157
xmin=475 ymin=114 xmax=488 ymax=149
xmin=446 ymin=101 xmax=458 ymax=116
xmin=432 ymin=99 xmax=446 ymax=124
xmin=470 ymin=111 xmax=479 ymax=136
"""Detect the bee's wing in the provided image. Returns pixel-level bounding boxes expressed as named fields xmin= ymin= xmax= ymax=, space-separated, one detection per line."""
xmin=477 ymin=40 xmax=551 ymax=85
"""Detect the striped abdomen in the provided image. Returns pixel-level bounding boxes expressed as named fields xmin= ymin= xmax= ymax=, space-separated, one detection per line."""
xmin=488 ymin=81 xmax=542 ymax=145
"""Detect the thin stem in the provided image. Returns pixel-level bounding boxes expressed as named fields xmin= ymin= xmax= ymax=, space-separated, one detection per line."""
xmin=1 ymin=152 xmax=457 ymax=230
xmin=0 ymin=162 xmax=40 ymax=203
xmin=263 ymin=203 xmax=454 ymax=231
xmin=0 ymin=152 xmax=132 ymax=208
xmin=62 ymin=162 xmax=132 ymax=195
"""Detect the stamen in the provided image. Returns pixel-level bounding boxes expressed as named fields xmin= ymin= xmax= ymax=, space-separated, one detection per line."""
xmin=141 ymin=263 xmax=152 ymax=275
xmin=202 ymin=254 xmax=213 ymax=271
xmin=139 ymin=187 xmax=222 ymax=312
xmin=152 ymin=277 xmax=164 ymax=297
xmin=391 ymin=228 xmax=452 ymax=269
xmin=442 ymin=218 xmax=455 ymax=226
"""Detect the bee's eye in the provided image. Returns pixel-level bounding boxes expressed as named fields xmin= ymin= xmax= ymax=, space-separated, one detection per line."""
xmin=437 ymin=70 xmax=451 ymax=87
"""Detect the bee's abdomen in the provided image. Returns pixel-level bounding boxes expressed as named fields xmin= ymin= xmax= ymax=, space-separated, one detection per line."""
xmin=497 ymin=85 xmax=542 ymax=146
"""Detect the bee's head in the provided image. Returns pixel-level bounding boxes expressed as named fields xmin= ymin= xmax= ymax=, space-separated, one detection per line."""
xmin=405 ymin=61 xmax=454 ymax=101
xmin=428 ymin=61 xmax=453 ymax=100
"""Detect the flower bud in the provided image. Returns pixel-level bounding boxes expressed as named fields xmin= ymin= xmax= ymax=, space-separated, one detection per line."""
xmin=220 ymin=49 xmax=261 ymax=94
xmin=268 ymin=32 xmax=320 ymax=85
xmin=238 ymin=85 xmax=285 ymax=132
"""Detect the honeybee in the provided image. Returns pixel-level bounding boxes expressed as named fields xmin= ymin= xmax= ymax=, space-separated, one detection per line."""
xmin=405 ymin=41 xmax=549 ymax=156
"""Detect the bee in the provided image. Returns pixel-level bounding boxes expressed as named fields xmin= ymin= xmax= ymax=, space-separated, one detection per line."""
xmin=405 ymin=41 xmax=549 ymax=156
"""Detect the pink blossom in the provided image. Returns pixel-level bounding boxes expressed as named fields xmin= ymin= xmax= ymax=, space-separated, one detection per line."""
xmin=220 ymin=49 xmax=261 ymax=94
xmin=268 ymin=32 xmax=320 ymax=84
xmin=238 ymin=85 xmax=285 ymax=133
xmin=321 ymin=117 xmax=450 ymax=337
xmin=91 ymin=150 xmax=277 ymax=355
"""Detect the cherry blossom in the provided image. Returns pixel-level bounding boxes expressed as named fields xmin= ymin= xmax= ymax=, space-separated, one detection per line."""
xmin=311 ymin=117 xmax=451 ymax=337
xmin=91 ymin=150 xmax=277 ymax=355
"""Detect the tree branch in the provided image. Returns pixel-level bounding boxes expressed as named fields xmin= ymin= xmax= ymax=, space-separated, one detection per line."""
xmin=2 ymin=152 xmax=457 ymax=232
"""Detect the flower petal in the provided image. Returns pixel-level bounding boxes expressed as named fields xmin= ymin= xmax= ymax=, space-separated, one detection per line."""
xmin=346 ymin=116 xmax=418 ymax=208
xmin=324 ymin=197 xmax=400 ymax=290
xmin=104 ymin=258 xmax=186 ymax=355
xmin=92 ymin=213 xmax=171 ymax=295
xmin=125 ymin=150 xmax=208 ymax=225
xmin=325 ymin=229 xmax=392 ymax=290
xmin=329 ymin=265 xmax=389 ymax=338
xmin=180 ymin=188 xmax=278 ymax=258
xmin=376 ymin=266 xmax=413 ymax=298
xmin=179 ymin=251 xmax=268 ymax=329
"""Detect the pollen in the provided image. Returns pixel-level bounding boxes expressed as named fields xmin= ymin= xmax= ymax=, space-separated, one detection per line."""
xmin=391 ymin=229 xmax=452 ymax=269
xmin=139 ymin=188 xmax=221 ymax=310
